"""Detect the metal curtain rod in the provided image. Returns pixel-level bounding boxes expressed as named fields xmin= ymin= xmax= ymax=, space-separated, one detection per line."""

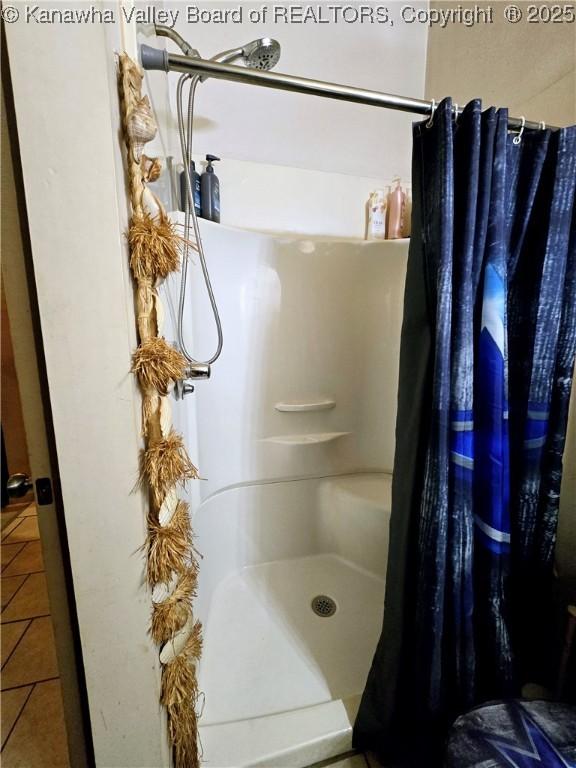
xmin=140 ymin=45 xmax=558 ymax=132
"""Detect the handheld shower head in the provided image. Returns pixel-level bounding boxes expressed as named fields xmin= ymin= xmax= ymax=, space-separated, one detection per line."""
xmin=211 ymin=38 xmax=281 ymax=70
xmin=242 ymin=38 xmax=281 ymax=70
xmin=150 ymin=26 xmax=281 ymax=70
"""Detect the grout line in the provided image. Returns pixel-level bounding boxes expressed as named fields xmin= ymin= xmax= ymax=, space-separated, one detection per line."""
xmin=1 ymin=518 xmax=27 ymax=543
xmin=4 ymin=540 xmax=32 ymax=550
xmin=0 ymin=543 xmax=26 ymax=572
xmin=2 ymin=675 xmax=60 ymax=693
xmin=3 ymin=501 xmax=30 ymax=512
xmin=1 ymin=537 xmax=40 ymax=546
xmin=2 ymin=568 xmax=45 ymax=578
xmin=0 ymin=573 xmax=30 ymax=615
xmin=2 ymin=512 xmax=38 ymax=542
xmin=1 ymin=613 xmax=51 ymax=626
xmin=1 ymin=618 xmax=32 ymax=671
xmin=1 ymin=511 xmax=39 ymax=542
xmin=2 ymin=541 xmax=45 ymax=578
xmin=0 ymin=681 xmax=36 ymax=751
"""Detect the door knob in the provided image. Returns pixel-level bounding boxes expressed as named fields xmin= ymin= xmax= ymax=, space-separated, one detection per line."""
xmin=7 ymin=473 xmax=33 ymax=498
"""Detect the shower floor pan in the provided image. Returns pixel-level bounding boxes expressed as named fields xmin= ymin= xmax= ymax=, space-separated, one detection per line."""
xmin=198 ymin=552 xmax=385 ymax=767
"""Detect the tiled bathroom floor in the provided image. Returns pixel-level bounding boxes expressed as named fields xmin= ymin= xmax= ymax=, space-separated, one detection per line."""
xmin=1 ymin=503 xmax=70 ymax=766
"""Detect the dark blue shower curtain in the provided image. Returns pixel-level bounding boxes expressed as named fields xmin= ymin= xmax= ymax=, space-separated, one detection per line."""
xmin=354 ymin=98 xmax=576 ymax=766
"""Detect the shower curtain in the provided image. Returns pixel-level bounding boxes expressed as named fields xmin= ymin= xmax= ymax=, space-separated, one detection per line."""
xmin=354 ymin=98 xmax=576 ymax=766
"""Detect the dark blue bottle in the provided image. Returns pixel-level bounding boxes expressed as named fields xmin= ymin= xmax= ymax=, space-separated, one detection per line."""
xmin=179 ymin=161 xmax=201 ymax=216
xmin=200 ymin=155 xmax=221 ymax=223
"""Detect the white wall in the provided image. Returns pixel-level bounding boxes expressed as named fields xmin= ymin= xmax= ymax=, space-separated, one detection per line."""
xmin=171 ymin=155 xmax=405 ymax=237
xmin=149 ymin=1 xmax=428 ymax=181
xmin=141 ymin=0 xmax=426 ymax=237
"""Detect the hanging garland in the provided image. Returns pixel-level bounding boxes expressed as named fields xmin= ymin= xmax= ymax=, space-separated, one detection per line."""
xmin=118 ymin=53 xmax=203 ymax=768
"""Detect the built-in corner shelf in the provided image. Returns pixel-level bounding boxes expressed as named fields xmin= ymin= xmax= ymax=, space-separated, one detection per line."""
xmin=169 ymin=212 xmax=410 ymax=245
xmin=275 ymin=399 xmax=336 ymax=413
xmin=261 ymin=432 xmax=350 ymax=446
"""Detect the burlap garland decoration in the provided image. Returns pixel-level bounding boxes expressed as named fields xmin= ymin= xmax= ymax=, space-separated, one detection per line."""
xmin=118 ymin=53 xmax=202 ymax=768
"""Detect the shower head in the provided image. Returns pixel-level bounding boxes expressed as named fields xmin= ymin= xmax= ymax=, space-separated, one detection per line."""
xmin=140 ymin=35 xmax=281 ymax=76
xmin=211 ymin=38 xmax=281 ymax=70
xmin=242 ymin=38 xmax=281 ymax=70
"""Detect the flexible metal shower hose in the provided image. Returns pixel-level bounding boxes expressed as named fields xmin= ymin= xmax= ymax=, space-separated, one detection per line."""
xmin=176 ymin=73 xmax=224 ymax=366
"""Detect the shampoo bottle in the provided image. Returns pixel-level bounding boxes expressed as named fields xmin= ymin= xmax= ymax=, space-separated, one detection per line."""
xmin=200 ymin=155 xmax=221 ymax=222
xmin=402 ymin=187 xmax=412 ymax=238
xmin=366 ymin=190 xmax=387 ymax=240
xmin=179 ymin=161 xmax=202 ymax=216
xmin=387 ymin=177 xmax=406 ymax=239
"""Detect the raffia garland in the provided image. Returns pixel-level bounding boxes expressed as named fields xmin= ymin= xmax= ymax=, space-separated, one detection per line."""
xmin=118 ymin=53 xmax=203 ymax=768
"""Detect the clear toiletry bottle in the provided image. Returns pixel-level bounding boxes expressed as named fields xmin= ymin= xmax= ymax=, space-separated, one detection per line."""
xmin=180 ymin=161 xmax=202 ymax=216
xmin=386 ymin=177 xmax=406 ymax=239
xmin=200 ymin=155 xmax=221 ymax=223
xmin=367 ymin=190 xmax=387 ymax=240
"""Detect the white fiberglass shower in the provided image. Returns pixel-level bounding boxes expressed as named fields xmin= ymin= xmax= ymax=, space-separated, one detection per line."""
xmin=161 ymin=216 xmax=408 ymax=766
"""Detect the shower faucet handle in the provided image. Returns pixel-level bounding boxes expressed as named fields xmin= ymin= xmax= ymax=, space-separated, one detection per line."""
xmin=187 ymin=364 xmax=211 ymax=380
xmin=173 ymin=364 xmax=211 ymax=399
xmin=174 ymin=380 xmax=195 ymax=399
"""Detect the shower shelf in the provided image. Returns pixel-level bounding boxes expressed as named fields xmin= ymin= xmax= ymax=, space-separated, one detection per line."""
xmin=169 ymin=212 xmax=410 ymax=245
xmin=261 ymin=432 xmax=350 ymax=446
xmin=275 ymin=399 xmax=336 ymax=412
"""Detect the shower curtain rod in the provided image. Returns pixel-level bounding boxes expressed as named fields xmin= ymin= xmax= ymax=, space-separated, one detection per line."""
xmin=140 ymin=45 xmax=558 ymax=132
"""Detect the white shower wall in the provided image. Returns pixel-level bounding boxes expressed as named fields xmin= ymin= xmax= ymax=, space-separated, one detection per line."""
xmin=162 ymin=217 xmax=408 ymax=500
xmin=160 ymin=219 xmax=408 ymax=766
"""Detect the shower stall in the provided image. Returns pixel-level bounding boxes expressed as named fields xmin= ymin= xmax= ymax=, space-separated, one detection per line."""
xmin=139 ymin=19 xmax=416 ymax=766
xmin=161 ymin=217 xmax=408 ymax=765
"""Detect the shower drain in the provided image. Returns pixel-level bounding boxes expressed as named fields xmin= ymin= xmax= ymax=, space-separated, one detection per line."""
xmin=311 ymin=595 xmax=337 ymax=617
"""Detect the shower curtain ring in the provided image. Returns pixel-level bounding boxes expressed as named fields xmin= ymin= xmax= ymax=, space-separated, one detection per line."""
xmin=453 ymin=103 xmax=459 ymax=124
xmin=513 ymin=116 xmax=526 ymax=145
xmin=539 ymin=120 xmax=546 ymax=130
xmin=426 ymin=99 xmax=436 ymax=128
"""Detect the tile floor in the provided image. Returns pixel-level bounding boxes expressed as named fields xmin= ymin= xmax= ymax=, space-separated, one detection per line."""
xmin=1 ymin=503 xmax=70 ymax=766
